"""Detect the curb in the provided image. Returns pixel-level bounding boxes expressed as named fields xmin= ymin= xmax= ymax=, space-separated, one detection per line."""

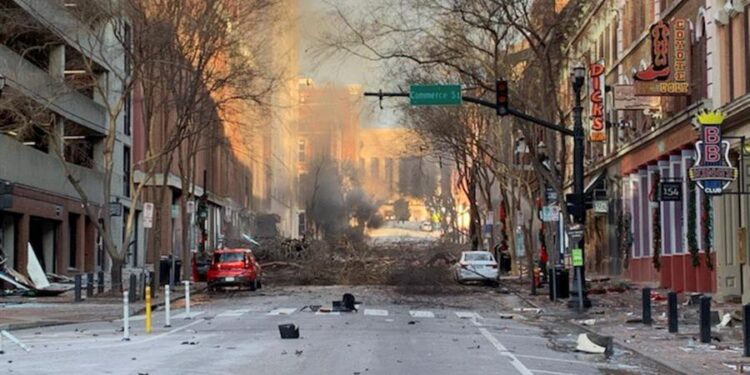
xmin=132 ymin=286 xmax=207 ymax=316
xmin=507 ymin=285 xmax=690 ymax=375
xmin=0 ymin=286 xmax=206 ymax=332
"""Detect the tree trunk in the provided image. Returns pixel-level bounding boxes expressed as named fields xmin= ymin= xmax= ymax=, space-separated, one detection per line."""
xmin=111 ymin=256 xmax=125 ymax=293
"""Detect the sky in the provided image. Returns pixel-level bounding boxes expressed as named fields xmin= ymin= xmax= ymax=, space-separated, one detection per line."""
xmin=297 ymin=0 xmax=402 ymax=128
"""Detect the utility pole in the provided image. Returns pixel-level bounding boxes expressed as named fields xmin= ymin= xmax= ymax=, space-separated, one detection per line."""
xmin=569 ymin=66 xmax=591 ymax=309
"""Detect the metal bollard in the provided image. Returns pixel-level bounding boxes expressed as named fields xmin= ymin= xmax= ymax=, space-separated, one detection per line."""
xmin=86 ymin=273 xmax=94 ymax=298
xmin=74 ymin=274 xmax=82 ymax=302
xmin=122 ymin=291 xmax=130 ymax=341
xmin=129 ymin=274 xmax=137 ymax=303
xmin=183 ymin=280 xmax=191 ymax=320
xmin=668 ymin=292 xmax=678 ymax=333
xmin=700 ymin=295 xmax=712 ymax=344
xmin=165 ymin=285 xmax=172 ymax=328
xmin=642 ymin=287 xmax=652 ymax=325
xmin=97 ymin=271 xmax=104 ymax=294
xmin=145 ymin=286 xmax=152 ymax=334
xmin=744 ymin=304 xmax=750 ymax=357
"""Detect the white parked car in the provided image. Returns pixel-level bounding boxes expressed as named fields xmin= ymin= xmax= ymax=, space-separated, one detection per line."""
xmin=453 ymin=251 xmax=499 ymax=286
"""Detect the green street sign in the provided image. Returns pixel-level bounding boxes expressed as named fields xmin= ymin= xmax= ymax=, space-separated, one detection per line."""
xmin=410 ymin=84 xmax=462 ymax=106
xmin=571 ymin=248 xmax=583 ymax=267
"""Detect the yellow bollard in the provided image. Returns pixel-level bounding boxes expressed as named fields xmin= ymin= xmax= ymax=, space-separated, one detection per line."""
xmin=145 ymin=286 xmax=152 ymax=334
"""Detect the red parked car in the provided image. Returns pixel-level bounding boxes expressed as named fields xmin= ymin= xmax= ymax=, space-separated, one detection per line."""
xmin=207 ymin=249 xmax=262 ymax=291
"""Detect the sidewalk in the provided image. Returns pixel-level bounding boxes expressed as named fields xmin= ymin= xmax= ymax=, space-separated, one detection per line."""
xmin=0 ymin=283 xmax=205 ymax=331
xmin=506 ymin=278 xmax=748 ymax=375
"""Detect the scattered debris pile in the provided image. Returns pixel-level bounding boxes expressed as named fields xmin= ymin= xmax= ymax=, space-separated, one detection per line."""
xmin=0 ymin=245 xmax=74 ymax=297
xmin=258 ymin=240 xmax=464 ymax=288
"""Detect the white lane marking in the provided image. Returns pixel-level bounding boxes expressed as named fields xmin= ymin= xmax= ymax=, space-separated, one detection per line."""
xmin=140 ymin=319 xmax=205 ymax=344
xmin=315 ymin=310 xmax=341 ymax=316
xmin=364 ymin=309 xmax=389 ymax=317
xmin=26 ymin=319 xmax=207 ymax=355
xmin=409 ymin=310 xmax=435 ymax=318
xmin=513 ymin=354 xmax=594 ymax=366
xmin=267 ymin=308 xmax=297 ymax=316
xmin=530 ymin=370 xmax=579 ymax=375
xmin=479 ymin=327 xmax=534 ymax=375
xmin=456 ymin=311 xmax=483 ymax=320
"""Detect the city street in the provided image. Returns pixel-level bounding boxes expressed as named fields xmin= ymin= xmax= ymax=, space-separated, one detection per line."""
xmin=1 ymin=286 xmax=664 ymax=375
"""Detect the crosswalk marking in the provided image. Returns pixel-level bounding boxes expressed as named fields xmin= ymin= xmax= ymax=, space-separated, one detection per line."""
xmin=217 ymin=309 xmax=248 ymax=317
xmin=267 ymin=308 xmax=297 ymax=316
xmin=315 ymin=310 xmax=341 ymax=316
xmin=409 ymin=310 xmax=435 ymax=318
xmin=364 ymin=309 xmax=389 ymax=317
xmin=455 ymin=311 xmax=480 ymax=319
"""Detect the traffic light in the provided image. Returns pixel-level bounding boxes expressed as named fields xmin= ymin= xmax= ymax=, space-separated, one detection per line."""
xmin=496 ymin=80 xmax=509 ymax=116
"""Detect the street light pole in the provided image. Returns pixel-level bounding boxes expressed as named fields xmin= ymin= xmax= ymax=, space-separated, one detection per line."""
xmin=570 ymin=66 xmax=591 ymax=309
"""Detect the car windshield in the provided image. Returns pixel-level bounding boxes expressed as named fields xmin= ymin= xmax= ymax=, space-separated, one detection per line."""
xmin=214 ymin=252 xmax=245 ymax=263
xmin=464 ymin=253 xmax=493 ymax=262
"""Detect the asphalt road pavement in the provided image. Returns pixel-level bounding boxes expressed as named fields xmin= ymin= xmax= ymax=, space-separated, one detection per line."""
xmin=1 ymin=286 xmax=658 ymax=375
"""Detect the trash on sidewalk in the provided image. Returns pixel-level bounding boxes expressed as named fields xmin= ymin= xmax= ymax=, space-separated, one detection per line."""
xmin=578 ymin=319 xmax=596 ymax=326
xmin=650 ymin=291 xmax=666 ymax=301
xmin=718 ymin=313 xmax=734 ymax=328
xmin=512 ymin=307 xmax=542 ymax=314
xmin=576 ymin=333 xmax=613 ymax=356
xmin=278 ymin=323 xmax=300 ymax=339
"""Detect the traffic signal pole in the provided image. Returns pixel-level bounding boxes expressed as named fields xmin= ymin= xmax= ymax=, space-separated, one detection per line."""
xmin=365 ymin=77 xmax=590 ymax=309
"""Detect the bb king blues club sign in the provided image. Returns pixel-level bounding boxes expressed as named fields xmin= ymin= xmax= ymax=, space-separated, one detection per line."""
xmin=689 ymin=110 xmax=738 ymax=195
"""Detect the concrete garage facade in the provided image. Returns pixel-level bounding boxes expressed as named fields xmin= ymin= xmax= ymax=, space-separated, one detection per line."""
xmin=0 ymin=0 xmax=138 ymax=278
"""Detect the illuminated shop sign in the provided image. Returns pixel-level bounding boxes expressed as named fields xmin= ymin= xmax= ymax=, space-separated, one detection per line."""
xmin=634 ymin=19 xmax=690 ymax=96
xmin=689 ymin=110 xmax=737 ymax=195
xmin=589 ymin=61 xmax=606 ymax=142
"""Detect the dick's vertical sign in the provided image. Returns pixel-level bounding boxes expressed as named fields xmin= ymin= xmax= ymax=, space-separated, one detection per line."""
xmin=689 ymin=110 xmax=737 ymax=195
xmin=590 ymin=61 xmax=606 ymax=142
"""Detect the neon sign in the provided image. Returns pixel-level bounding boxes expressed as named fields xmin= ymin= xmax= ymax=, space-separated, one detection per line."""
xmin=589 ymin=61 xmax=606 ymax=142
xmin=689 ymin=110 xmax=737 ymax=195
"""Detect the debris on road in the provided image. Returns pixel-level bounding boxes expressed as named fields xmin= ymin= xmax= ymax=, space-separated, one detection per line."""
xmin=279 ymin=323 xmax=300 ymax=339
xmin=578 ymin=319 xmax=596 ymax=326
xmin=407 ymin=321 xmax=416 ymax=325
xmin=512 ymin=307 xmax=541 ymax=314
xmin=576 ymin=333 xmax=613 ymax=356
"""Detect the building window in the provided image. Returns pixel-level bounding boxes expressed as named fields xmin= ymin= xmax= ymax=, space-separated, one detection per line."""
xmin=673 ymin=161 xmax=684 ymax=253
xmin=298 ymin=139 xmax=306 ymax=163
xmin=690 ymin=18 xmax=708 ymax=104
xmin=124 ymin=93 xmax=131 ymax=136
xmin=632 ymin=175 xmax=643 ymax=258
xmin=123 ymin=146 xmax=131 ymax=197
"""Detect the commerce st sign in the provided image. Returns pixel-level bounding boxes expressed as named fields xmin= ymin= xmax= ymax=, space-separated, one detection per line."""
xmin=409 ymin=84 xmax=462 ymax=106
